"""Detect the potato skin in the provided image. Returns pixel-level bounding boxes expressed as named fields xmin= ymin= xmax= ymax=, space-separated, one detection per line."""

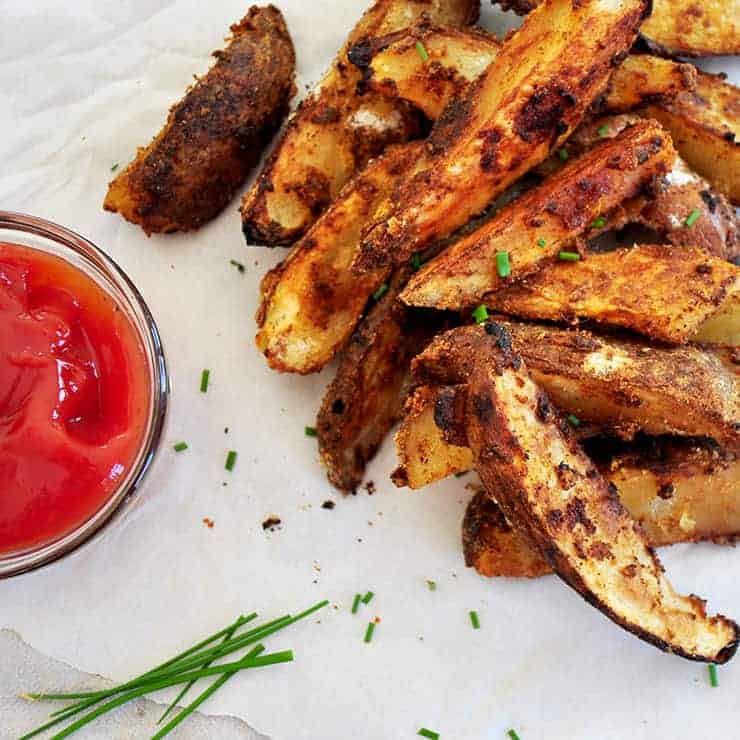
xmin=103 ymin=5 xmax=296 ymax=235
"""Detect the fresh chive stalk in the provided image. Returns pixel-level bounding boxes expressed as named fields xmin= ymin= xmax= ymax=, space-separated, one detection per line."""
xmin=230 ymin=259 xmax=245 ymax=273
xmin=536 ymin=238 xmax=546 ymax=248
xmin=558 ymin=251 xmax=581 ymax=262
xmin=225 ymin=450 xmax=238 ymax=472
xmin=566 ymin=414 xmax=580 ymax=427
xmin=426 ymin=580 xmax=437 ymax=591
xmin=173 ymin=442 xmax=188 ymax=453
xmin=351 ymin=594 xmax=362 ymax=614
xmin=469 ymin=611 xmax=481 ymax=629
xmin=411 ymin=253 xmax=422 ymax=270
xmin=507 ymin=730 xmax=522 ymax=740
xmin=415 ymin=41 xmax=429 ymax=62
xmin=590 ymin=217 xmax=606 ymax=229
xmin=305 ymin=426 xmax=318 ymax=437
xmin=373 ymin=283 xmax=389 ymax=301
xmin=472 ymin=305 xmax=489 ymax=324
xmin=364 ymin=622 xmax=376 ymax=643
xmin=685 ymin=208 xmax=701 ymax=227
xmin=418 ymin=729 xmax=440 ymax=739
xmin=496 ymin=251 xmax=511 ymax=278
xmin=558 ymin=148 xmax=569 ymax=161
xmin=361 ymin=591 xmax=374 ymax=605
xmin=200 ymin=369 xmax=210 ymax=393
xmin=708 ymin=664 xmax=719 ymax=687
xmin=597 ymin=124 xmax=610 ymax=137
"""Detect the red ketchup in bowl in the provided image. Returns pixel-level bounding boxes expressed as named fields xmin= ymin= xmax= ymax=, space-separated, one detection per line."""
xmin=0 ymin=243 xmax=149 ymax=555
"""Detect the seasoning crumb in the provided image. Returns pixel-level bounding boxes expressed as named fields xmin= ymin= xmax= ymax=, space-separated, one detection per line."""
xmin=262 ymin=516 xmax=282 ymax=531
xmin=224 ymin=427 xmax=229 ymax=434
xmin=364 ymin=481 xmax=376 ymax=495
xmin=202 ymin=517 xmax=215 ymax=529
xmin=322 ymin=500 xmax=336 ymax=510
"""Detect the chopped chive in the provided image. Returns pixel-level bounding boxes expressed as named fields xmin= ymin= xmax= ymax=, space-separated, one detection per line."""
xmin=364 ymin=621 xmax=376 ymax=643
xmin=590 ymin=217 xmax=606 ymax=229
xmin=469 ymin=611 xmax=480 ymax=629
xmin=685 ymin=208 xmax=701 ymax=227
xmin=708 ymin=664 xmax=719 ymax=687
xmin=373 ymin=283 xmax=389 ymax=301
xmin=230 ymin=259 xmax=245 ymax=273
xmin=361 ymin=591 xmax=374 ymax=604
xmin=496 ymin=251 xmax=511 ymax=278
xmin=225 ymin=450 xmax=238 ymax=472
xmin=110 ymin=163 xmax=119 ymax=172
xmin=351 ymin=594 xmax=362 ymax=614
xmin=472 ymin=304 xmax=489 ymax=324
xmin=415 ymin=40 xmax=429 ymax=62
xmin=426 ymin=580 xmax=437 ymax=591
xmin=537 ymin=238 xmax=546 ymax=248
xmin=200 ymin=369 xmax=210 ymax=393
xmin=566 ymin=413 xmax=580 ymax=427
xmin=418 ymin=729 xmax=440 ymax=739
xmin=305 ymin=426 xmax=318 ymax=437
xmin=410 ymin=253 xmax=422 ymax=270
xmin=597 ymin=124 xmax=610 ymax=137
xmin=558 ymin=148 xmax=569 ymax=161
xmin=173 ymin=442 xmax=188 ymax=453
xmin=558 ymin=251 xmax=581 ymax=262
xmin=507 ymin=730 xmax=522 ymax=740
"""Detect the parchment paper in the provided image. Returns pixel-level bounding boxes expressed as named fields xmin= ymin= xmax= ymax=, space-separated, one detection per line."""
xmin=1 ymin=2 xmax=738 ymax=738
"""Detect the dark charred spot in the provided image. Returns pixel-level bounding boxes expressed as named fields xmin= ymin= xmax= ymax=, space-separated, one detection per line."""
xmin=331 ymin=398 xmax=345 ymax=414
xmin=347 ymin=38 xmax=373 ymax=69
xmin=588 ymin=542 xmax=613 ymax=561
xmin=428 ymin=97 xmax=473 ymax=156
xmin=545 ymin=201 xmax=559 ymax=214
xmin=479 ymin=128 xmax=503 ymax=171
xmin=658 ymin=482 xmax=675 ymax=500
xmin=574 ymin=333 xmax=599 ymax=351
xmin=696 ymin=263 xmax=712 ymax=275
xmin=472 ymin=392 xmax=494 ymax=423
xmin=310 ymin=106 xmax=341 ymax=125
xmin=484 ymin=321 xmax=513 ymax=353
xmin=434 ymin=388 xmax=459 ymax=433
xmin=556 ymin=461 xmax=578 ymax=490
xmin=555 ymin=120 xmax=568 ymax=135
xmin=699 ymin=189 xmax=718 ymax=212
xmin=621 ymin=563 xmax=638 ymax=578
xmin=514 ymin=85 xmax=573 ymax=145
xmin=565 ymin=497 xmax=596 ymax=535
xmin=262 ymin=516 xmax=282 ymax=531
xmin=723 ymin=131 xmax=736 ymax=143
xmin=536 ymin=394 xmax=555 ymax=423
xmin=547 ymin=509 xmax=565 ymax=530
xmin=610 ymin=49 xmax=630 ymax=67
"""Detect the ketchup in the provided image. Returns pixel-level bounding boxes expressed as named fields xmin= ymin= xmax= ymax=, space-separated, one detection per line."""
xmin=0 ymin=243 xmax=149 ymax=554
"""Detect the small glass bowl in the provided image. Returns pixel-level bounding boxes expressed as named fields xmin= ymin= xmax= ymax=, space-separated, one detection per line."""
xmin=0 ymin=212 xmax=168 ymax=577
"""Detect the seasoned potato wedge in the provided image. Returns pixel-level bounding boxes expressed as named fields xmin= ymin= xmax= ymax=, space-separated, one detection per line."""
xmin=640 ymin=71 xmax=740 ymax=206
xmin=486 ymin=245 xmax=740 ymax=345
xmin=256 ymin=142 xmax=422 ymax=374
xmin=354 ymin=0 xmax=648 ymax=272
xmin=496 ymin=0 xmax=740 ymax=57
xmin=353 ymin=27 xmax=694 ymax=119
xmin=103 ymin=6 xmax=295 ymax=234
xmin=240 ymin=0 xmax=479 ymax=245
xmin=414 ymin=323 xmax=738 ymax=663
xmin=400 ymin=120 xmax=675 ymax=310
xmin=464 ymin=440 xmax=740 ymax=578
xmin=316 ymin=271 xmax=441 ymax=491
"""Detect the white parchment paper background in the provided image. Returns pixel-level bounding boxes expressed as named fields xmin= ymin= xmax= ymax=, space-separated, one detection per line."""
xmin=0 ymin=2 xmax=738 ymax=738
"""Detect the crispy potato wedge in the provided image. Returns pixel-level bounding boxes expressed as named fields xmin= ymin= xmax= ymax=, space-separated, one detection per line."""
xmin=354 ymin=0 xmax=648 ymax=272
xmin=255 ymin=142 xmax=422 ymax=374
xmin=316 ymin=271 xmax=441 ymax=491
xmin=415 ymin=323 xmax=738 ymax=663
xmin=640 ymin=71 xmax=740 ymax=206
xmin=103 ymin=6 xmax=295 ymax=234
xmin=464 ymin=439 xmax=740 ymax=578
xmin=496 ymin=0 xmax=740 ymax=57
xmin=409 ymin=320 xmax=740 ymax=453
xmin=240 ymin=0 xmax=479 ymax=245
xmin=400 ymin=120 xmax=675 ymax=310
xmin=354 ymin=27 xmax=694 ymax=119
xmin=486 ymin=245 xmax=740 ymax=345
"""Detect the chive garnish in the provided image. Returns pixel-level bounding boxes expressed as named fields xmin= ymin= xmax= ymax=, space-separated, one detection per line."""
xmin=507 ymin=730 xmax=522 ymax=740
xmin=472 ymin=305 xmax=489 ymax=324
xmin=361 ymin=591 xmax=374 ymax=604
xmin=173 ymin=442 xmax=188 ymax=453
xmin=566 ymin=413 xmax=580 ymax=427
xmin=415 ymin=40 xmax=429 ymax=62
xmin=200 ymin=369 xmax=210 ymax=393
xmin=411 ymin=253 xmax=422 ymax=270
xmin=225 ymin=450 xmax=238 ymax=472
xmin=305 ymin=426 xmax=318 ymax=437
xmin=351 ymin=594 xmax=362 ymax=614
xmin=373 ymin=283 xmax=389 ymax=301
xmin=708 ymin=664 xmax=719 ymax=687
xmin=426 ymin=580 xmax=437 ymax=591
xmin=496 ymin=251 xmax=511 ymax=278
xmin=110 ymin=163 xmax=119 ymax=172
xmin=685 ymin=208 xmax=701 ymax=227
xmin=597 ymin=124 xmax=610 ymax=137
xmin=469 ymin=611 xmax=480 ymax=629
xmin=558 ymin=251 xmax=581 ymax=262
xmin=558 ymin=148 xmax=569 ymax=161
xmin=230 ymin=259 xmax=245 ymax=273
xmin=590 ymin=217 xmax=606 ymax=229
xmin=537 ymin=238 xmax=546 ymax=248
xmin=418 ymin=729 xmax=440 ymax=739
xmin=364 ymin=622 xmax=376 ymax=643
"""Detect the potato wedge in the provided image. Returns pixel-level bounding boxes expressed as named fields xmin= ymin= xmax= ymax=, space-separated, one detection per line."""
xmin=353 ymin=27 xmax=694 ymax=119
xmin=496 ymin=0 xmax=740 ymax=57
xmin=240 ymin=0 xmax=479 ymax=245
xmin=464 ymin=439 xmax=740 ymax=578
xmin=400 ymin=120 xmax=675 ymax=310
xmin=103 ymin=6 xmax=295 ymax=235
xmin=486 ymin=245 xmax=740 ymax=345
xmin=316 ymin=271 xmax=441 ymax=491
xmin=640 ymin=71 xmax=740 ymax=206
xmin=354 ymin=0 xmax=648 ymax=272
xmin=415 ymin=323 xmax=738 ymax=663
xmin=255 ymin=142 xmax=422 ymax=374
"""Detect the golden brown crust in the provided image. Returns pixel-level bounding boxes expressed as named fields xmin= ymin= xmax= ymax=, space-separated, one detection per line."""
xmin=486 ymin=245 xmax=740 ymax=345
xmin=104 ymin=5 xmax=296 ymax=234
xmin=354 ymin=0 xmax=648 ymax=273
xmin=316 ymin=271 xmax=442 ymax=491
xmin=464 ymin=439 xmax=740 ymax=578
xmin=496 ymin=0 xmax=740 ymax=57
xmin=400 ymin=120 xmax=675 ymax=310
xmin=240 ymin=0 xmax=479 ymax=245
xmin=421 ymin=323 xmax=738 ymax=663
xmin=640 ymin=71 xmax=740 ymax=206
